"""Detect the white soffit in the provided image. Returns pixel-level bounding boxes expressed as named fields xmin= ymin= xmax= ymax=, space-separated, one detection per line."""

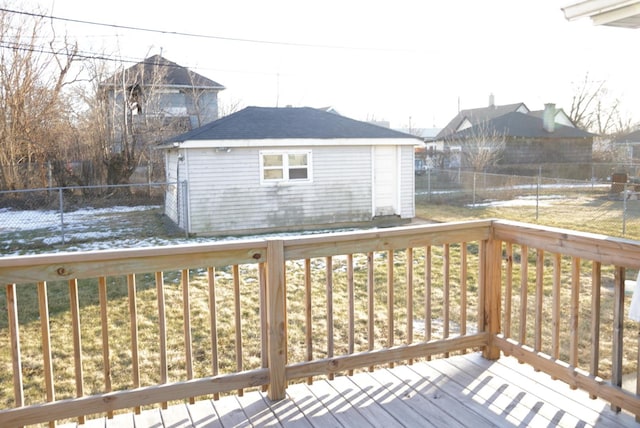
xmin=562 ymin=0 xmax=640 ymax=28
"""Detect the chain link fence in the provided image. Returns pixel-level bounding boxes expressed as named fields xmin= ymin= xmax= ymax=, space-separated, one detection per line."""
xmin=0 ymin=161 xmax=165 ymax=191
xmin=4 ymin=168 xmax=640 ymax=255
xmin=416 ymin=169 xmax=640 ymax=239
xmin=0 ymin=182 xmax=179 ymax=255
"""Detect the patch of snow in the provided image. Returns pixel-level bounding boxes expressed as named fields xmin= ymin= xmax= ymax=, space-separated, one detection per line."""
xmin=468 ymin=194 xmax=589 ymax=208
xmin=471 ymin=197 xmax=553 ymax=208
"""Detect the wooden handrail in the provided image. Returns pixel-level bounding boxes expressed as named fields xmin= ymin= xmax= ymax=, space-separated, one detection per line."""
xmin=492 ymin=219 xmax=640 ymax=417
xmin=2 ymin=219 xmax=640 ymax=426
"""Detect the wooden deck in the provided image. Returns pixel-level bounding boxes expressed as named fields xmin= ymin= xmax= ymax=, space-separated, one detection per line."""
xmin=61 ymin=353 xmax=637 ymax=428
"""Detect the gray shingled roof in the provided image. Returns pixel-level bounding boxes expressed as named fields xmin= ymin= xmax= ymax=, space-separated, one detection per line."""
xmin=447 ymin=112 xmax=593 ymax=140
xmin=101 ymin=55 xmax=225 ymax=89
xmin=164 ymin=106 xmax=420 ymax=142
xmin=615 ymin=129 xmax=640 ymax=143
xmin=436 ymin=103 xmax=528 ymax=139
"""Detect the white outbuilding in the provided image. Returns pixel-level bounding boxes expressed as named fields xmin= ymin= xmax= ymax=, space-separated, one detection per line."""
xmin=158 ymin=106 xmax=420 ymax=236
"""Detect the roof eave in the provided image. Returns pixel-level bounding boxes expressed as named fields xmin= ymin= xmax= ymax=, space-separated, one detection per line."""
xmin=160 ymin=138 xmax=421 ymax=149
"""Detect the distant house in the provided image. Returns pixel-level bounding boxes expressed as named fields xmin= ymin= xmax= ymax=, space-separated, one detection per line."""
xmin=100 ymin=55 xmax=225 ymax=157
xmin=435 ymin=99 xmax=593 ymax=170
xmin=614 ymin=130 xmax=640 ymax=160
xmin=158 ymin=106 xmax=420 ymax=236
xmin=393 ymin=128 xmax=443 ymax=173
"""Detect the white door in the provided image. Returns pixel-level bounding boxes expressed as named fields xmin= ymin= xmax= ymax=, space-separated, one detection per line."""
xmin=373 ymin=146 xmax=398 ymax=216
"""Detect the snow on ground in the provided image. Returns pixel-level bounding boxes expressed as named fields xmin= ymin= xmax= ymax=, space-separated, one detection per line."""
xmin=0 ymin=194 xmax=581 ymax=257
xmin=0 ymin=205 xmax=364 ymax=257
xmin=0 ymin=205 xmax=176 ymax=256
xmin=0 ymin=205 xmax=158 ymax=232
xmin=469 ymin=194 xmax=563 ymax=208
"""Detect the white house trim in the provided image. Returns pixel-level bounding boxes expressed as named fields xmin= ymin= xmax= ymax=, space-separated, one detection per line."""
xmin=563 ymin=0 xmax=640 ymax=28
xmin=173 ymin=138 xmax=417 ymax=150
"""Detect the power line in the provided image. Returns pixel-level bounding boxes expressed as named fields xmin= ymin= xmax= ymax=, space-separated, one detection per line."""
xmin=0 ymin=39 xmax=159 ymax=68
xmin=0 ymin=40 xmax=284 ymax=78
xmin=1 ymin=7 xmax=401 ymax=52
xmin=0 ymin=7 xmax=403 ymax=80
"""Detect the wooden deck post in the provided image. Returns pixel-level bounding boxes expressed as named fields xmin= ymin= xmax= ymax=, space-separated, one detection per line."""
xmin=611 ymin=266 xmax=625 ymax=413
xmin=482 ymin=236 xmax=502 ymax=360
xmin=266 ymin=240 xmax=287 ymax=400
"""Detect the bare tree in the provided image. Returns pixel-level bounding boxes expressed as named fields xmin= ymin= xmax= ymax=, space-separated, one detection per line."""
xmin=448 ymin=121 xmax=506 ymax=172
xmin=218 ymin=96 xmax=244 ymax=118
xmin=0 ymin=7 xmax=80 ymax=190
xmin=77 ymin=56 xmax=186 ymax=186
xmin=569 ymin=73 xmax=632 ymax=136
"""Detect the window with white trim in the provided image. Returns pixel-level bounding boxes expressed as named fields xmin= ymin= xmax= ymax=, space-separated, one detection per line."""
xmin=260 ymin=150 xmax=311 ymax=183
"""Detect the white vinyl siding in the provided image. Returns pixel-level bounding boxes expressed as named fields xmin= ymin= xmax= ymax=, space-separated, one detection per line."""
xmin=185 ymin=146 xmax=372 ymax=235
xmin=399 ymin=146 xmax=415 ymax=218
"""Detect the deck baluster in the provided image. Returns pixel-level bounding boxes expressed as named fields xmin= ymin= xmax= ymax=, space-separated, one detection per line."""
xmin=37 ymin=281 xmax=55 ymax=428
xmin=347 ymin=254 xmax=355 ymax=375
xmin=590 ymin=261 xmax=601 ymax=399
xmin=68 ymin=278 xmax=85 ymax=424
xmin=127 ymin=273 xmax=141 ymax=414
xmin=181 ymin=269 xmax=195 ymax=403
xmin=207 ymin=267 xmax=220 ymax=400
xmin=406 ymin=248 xmax=414 ymax=364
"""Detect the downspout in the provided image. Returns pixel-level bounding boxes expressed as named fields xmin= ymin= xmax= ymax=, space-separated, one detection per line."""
xmin=396 ymin=145 xmax=402 ymax=217
xmin=370 ymin=146 xmax=376 ymax=218
xmin=177 ymin=149 xmax=190 ymax=237
xmin=175 ymin=149 xmax=181 ymax=228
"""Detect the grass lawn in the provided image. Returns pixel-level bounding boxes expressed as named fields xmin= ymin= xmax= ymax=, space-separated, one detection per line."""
xmin=416 ymin=191 xmax=640 ymax=239
xmin=2 ymin=192 xmax=640 ymax=421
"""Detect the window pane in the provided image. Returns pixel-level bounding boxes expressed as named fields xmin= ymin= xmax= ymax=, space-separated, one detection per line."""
xmin=288 ymin=153 xmax=307 ymax=166
xmin=289 ymin=168 xmax=308 ymax=180
xmin=264 ymin=169 xmax=283 ymax=180
xmin=263 ymin=154 xmax=283 ymax=167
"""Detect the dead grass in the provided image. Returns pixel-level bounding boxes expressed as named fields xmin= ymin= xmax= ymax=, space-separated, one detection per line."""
xmin=416 ymin=192 xmax=640 ymax=239
xmin=1 ymin=193 xmax=640 ymax=422
xmin=417 ymin=195 xmax=640 ymax=380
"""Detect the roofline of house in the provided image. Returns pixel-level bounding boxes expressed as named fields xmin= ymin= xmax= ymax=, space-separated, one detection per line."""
xmin=158 ymin=138 xmax=420 ymax=150
xmin=98 ymin=82 xmax=226 ymax=90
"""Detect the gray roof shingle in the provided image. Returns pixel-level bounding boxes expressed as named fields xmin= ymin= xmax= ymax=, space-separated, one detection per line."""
xmin=436 ymin=103 xmax=528 ymax=139
xmin=615 ymin=129 xmax=640 ymax=143
xmin=448 ymin=112 xmax=593 ymax=140
xmin=101 ymin=55 xmax=225 ymax=89
xmin=164 ymin=106 xmax=420 ymax=142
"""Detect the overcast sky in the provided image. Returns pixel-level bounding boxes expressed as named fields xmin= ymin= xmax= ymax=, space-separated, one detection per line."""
xmin=32 ymin=0 xmax=640 ymax=128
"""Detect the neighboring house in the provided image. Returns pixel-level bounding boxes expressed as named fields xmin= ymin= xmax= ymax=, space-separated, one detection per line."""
xmin=158 ymin=106 xmax=420 ymax=236
xmin=435 ymin=100 xmax=593 ymax=168
xmin=394 ymin=128 xmax=443 ymax=173
xmin=614 ymin=130 xmax=640 ymax=159
xmin=100 ymin=55 xmax=225 ymax=156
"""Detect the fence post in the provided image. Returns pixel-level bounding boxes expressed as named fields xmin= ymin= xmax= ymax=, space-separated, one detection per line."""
xmin=473 ymin=172 xmax=477 ymax=207
xmin=47 ymin=162 xmax=52 ymax=190
xmin=181 ymin=180 xmax=189 ymax=238
xmin=147 ymin=163 xmax=152 ymax=199
xmin=536 ymin=166 xmax=541 ymax=221
xmin=623 ymin=183 xmax=628 ymax=237
xmin=266 ymin=239 xmax=287 ymax=400
xmin=59 ymin=188 xmax=65 ymax=245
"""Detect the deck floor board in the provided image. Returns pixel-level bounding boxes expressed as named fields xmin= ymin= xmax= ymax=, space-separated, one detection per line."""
xmin=59 ymin=353 xmax=638 ymax=428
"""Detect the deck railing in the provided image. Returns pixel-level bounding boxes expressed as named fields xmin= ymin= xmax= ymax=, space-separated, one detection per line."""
xmin=1 ymin=219 xmax=640 ymax=427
